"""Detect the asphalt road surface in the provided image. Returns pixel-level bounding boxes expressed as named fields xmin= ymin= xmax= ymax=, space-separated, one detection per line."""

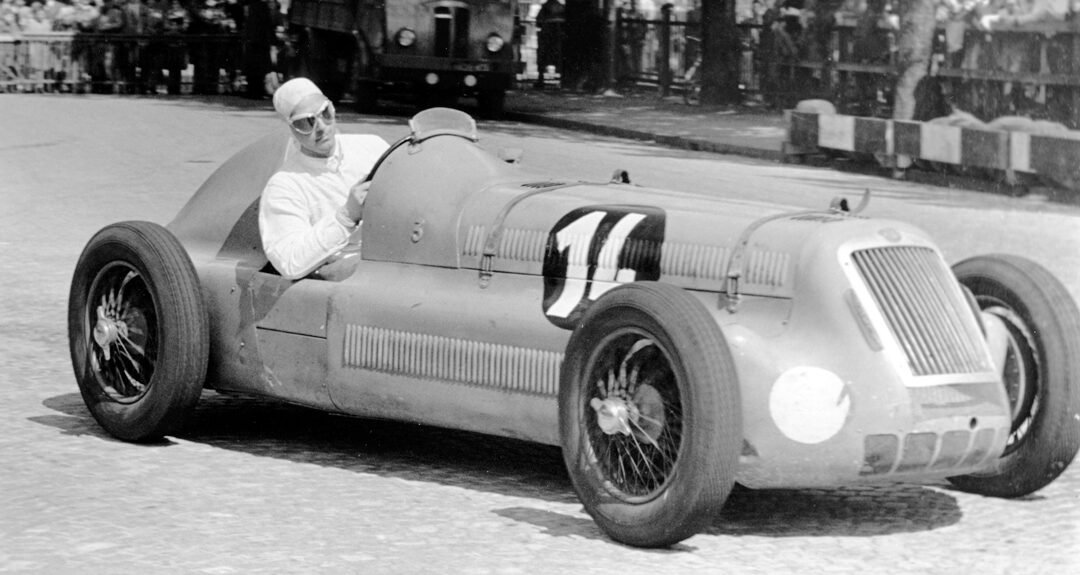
xmin=1 ymin=95 xmax=1078 ymax=574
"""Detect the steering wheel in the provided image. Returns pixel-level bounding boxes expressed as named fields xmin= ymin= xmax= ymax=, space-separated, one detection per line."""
xmin=362 ymin=108 xmax=479 ymax=184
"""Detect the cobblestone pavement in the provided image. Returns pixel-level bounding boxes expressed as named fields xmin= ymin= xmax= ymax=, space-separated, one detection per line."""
xmin=1 ymin=95 xmax=1078 ymax=574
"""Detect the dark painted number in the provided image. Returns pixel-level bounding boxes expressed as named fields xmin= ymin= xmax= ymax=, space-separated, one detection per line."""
xmin=543 ymin=206 xmax=665 ymax=328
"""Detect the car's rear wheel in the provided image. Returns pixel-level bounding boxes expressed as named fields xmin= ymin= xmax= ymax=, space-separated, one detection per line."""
xmin=68 ymin=221 xmax=209 ymax=442
xmin=559 ymin=282 xmax=741 ymax=547
xmin=949 ymin=254 xmax=1080 ymax=496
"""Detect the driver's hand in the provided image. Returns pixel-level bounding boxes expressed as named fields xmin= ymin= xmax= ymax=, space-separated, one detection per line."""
xmin=342 ymin=181 xmax=370 ymax=224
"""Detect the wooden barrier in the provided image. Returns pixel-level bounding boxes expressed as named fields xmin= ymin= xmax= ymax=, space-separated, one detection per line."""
xmin=786 ymin=110 xmax=1080 ymax=191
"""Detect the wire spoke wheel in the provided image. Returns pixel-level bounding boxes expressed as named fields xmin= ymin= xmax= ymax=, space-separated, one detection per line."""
xmin=979 ymin=300 xmax=1040 ymax=455
xmin=560 ymin=282 xmax=741 ymax=547
xmin=584 ymin=330 xmax=682 ymax=501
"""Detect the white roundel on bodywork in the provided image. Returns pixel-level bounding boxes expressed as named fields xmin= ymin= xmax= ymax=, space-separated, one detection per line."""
xmin=769 ymin=367 xmax=851 ymax=444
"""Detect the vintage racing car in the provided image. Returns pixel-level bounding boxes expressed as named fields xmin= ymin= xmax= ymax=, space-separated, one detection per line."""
xmin=69 ymin=108 xmax=1080 ymax=547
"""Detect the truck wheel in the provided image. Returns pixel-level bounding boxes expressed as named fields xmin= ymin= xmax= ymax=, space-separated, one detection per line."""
xmin=559 ymin=282 xmax=741 ymax=547
xmin=477 ymin=89 xmax=505 ymax=119
xmin=353 ymin=79 xmax=379 ymax=114
xmin=68 ymin=221 xmax=209 ymax=442
xmin=949 ymin=254 xmax=1080 ymax=496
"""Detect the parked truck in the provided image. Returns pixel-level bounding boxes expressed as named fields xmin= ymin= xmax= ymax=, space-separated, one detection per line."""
xmin=286 ymin=0 xmax=519 ymax=115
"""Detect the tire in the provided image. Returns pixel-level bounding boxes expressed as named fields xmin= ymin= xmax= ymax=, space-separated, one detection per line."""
xmin=476 ymin=89 xmax=506 ymax=119
xmin=559 ymin=282 xmax=741 ymax=547
xmin=68 ymin=221 xmax=209 ymax=442
xmin=353 ymin=79 xmax=379 ymax=114
xmin=948 ymin=254 xmax=1080 ymax=496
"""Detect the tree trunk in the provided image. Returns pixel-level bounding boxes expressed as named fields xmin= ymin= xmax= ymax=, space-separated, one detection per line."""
xmin=700 ymin=0 xmax=740 ymax=105
xmin=893 ymin=0 xmax=937 ymax=120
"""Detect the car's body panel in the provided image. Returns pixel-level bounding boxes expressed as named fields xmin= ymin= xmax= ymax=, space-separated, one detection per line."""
xmin=325 ymin=262 xmax=565 ymax=444
xmin=168 ymin=124 xmax=1012 ymax=490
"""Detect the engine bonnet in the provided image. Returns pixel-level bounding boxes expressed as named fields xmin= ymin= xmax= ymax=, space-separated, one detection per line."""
xmin=360 ymin=133 xmax=926 ymax=299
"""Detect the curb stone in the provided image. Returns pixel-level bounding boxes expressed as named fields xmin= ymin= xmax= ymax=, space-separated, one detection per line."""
xmin=504 ymin=111 xmax=786 ymax=162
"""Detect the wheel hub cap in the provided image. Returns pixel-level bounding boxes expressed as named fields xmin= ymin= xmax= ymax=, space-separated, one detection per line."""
xmin=92 ymin=305 xmax=128 ymax=360
xmin=85 ymin=267 xmax=154 ymax=400
xmin=584 ymin=331 xmax=681 ymax=500
xmin=590 ymin=397 xmax=637 ymax=436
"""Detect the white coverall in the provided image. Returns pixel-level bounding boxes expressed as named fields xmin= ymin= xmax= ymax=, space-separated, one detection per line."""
xmin=259 ymin=134 xmax=389 ymax=279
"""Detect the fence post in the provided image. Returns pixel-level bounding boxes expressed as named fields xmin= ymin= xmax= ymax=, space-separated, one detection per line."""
xmin=605 ymin=3 xmax=619 ymax=90
xmin=659 ymin=3 xmax=673 ymax=97
xmin=1072 ymin=28 xmax=1080 ymax=128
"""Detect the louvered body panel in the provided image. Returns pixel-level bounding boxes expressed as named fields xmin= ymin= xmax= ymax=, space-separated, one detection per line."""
xmin=344 ymin=325 xmax=562 ymax=396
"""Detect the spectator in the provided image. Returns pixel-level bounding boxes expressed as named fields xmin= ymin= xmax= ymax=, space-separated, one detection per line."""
xmin=88 ymin=0 xmax=125 ymax=93
xmin=780 ymin=0 xmax=805 ymax=41
xmin=534 ymin=0 xmax=565 ymax=89
xmin=757 ymin=0 xmax=781 ymax=99
xmin=21 ymin=3 xmax=52 ymax=32
xmin=18 ymin=2 xmax=50 ymax=90
xmin=139 ymin=0 xmax=168 ymax=93
xmin=16 ymin=0 xmax=33 ymax=26
xmin=161 ymin=0 xmax=189 ymax=94
xmin=243 ymin=0 xmax=274 ymax=98
xmin=114 ymin=0 xmax=148 ymax=93
xmin=42 ymin=0 xmax=59 ymax=26
xmin=53 ymin=1 xmax=78 ymax=31
xmin=1 ymin=10 xmax=19 ymax=35
xmin=996 ymin=0 xmax=1068 ymax=26
xmin=769 ymin=0 xmax=798 ymax=61
xmin=188 ymin=0 xmax=228 ymax=95
xmin=73 ymin=0 xmax=100 ymax=32
xmin=617 ymin=1 xmax=646 ymax=85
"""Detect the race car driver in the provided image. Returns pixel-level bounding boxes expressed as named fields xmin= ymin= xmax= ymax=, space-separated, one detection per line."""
xmin=258 ymin=77 xmax=389 ymax=280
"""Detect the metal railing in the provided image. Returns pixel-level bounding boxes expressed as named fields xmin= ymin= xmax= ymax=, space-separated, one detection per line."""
xmin=1 ymin=32 xmax=242 ymax=95
xmin=612 ymin=11 xmax=762 ymax=100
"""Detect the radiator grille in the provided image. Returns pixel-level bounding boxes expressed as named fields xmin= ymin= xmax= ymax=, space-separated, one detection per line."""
xmin=852 ymin=246 xmax=990 ymax=376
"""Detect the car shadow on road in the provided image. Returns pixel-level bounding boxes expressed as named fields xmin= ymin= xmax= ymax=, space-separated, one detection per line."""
xmin=34 ymin=393 xmax=174 ymax=444
xmin=707 ymin=482 xmax=962 ymax=537
xmin=38 ymin=390 xmax=963 ymax=540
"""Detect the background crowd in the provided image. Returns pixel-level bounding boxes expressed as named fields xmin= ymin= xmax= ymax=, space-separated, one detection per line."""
xmin=0 ymin=0 xmax=247 ymax=35
xmin=3 ymin=0 xmax=1079 ymax=104
xmin=1 ymin=0 xmax=281 ymax=96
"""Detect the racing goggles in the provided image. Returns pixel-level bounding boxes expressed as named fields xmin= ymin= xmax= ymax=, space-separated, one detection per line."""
xmin=290 ymin=100 xmax=335 ymax=134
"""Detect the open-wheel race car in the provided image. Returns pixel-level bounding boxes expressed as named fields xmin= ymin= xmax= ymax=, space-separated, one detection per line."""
xmin=69 ymin=108 xmax=1080 ymax=547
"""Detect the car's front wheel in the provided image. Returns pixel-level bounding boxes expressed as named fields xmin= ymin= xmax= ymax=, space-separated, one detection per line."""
xmin=68 ymin=221 xmax=209 ymax=442
xmin=949 ymin=254 xmax=1080 ymax=496
xmin=559 ymin=282 xmax=741 ymax=547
